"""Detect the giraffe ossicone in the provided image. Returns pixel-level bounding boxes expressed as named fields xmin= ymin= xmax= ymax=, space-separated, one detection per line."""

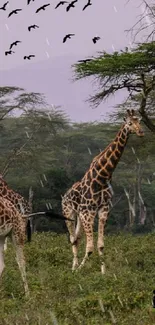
xmin=62 ymin=109 xmax=144 ymax=272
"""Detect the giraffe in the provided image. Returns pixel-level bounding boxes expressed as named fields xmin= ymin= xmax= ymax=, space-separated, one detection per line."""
xmin=0 ymin=175 xmax=33 ymax=251
xmin=62 ymin=109 xmax=144 ymax=272
xmin=0 ymin=196 xmax=30 ymax=296
xmin=0 ymin=196 xmax=73 ymax=296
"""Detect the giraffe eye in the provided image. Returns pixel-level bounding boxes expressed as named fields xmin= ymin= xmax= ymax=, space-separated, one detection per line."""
xmin=128 ymin=122 xmax=132 ymax=126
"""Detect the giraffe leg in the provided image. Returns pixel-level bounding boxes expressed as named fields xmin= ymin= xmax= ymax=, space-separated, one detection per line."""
xmin=77 ymin=211 xmax=95 ymax=270
xmin=0 ymin=237 xmax=5 ymax=277
xmin=72 ymin=217 xmax=83 ymax=271
xmin=12 ymin=235 xmax=29 ymax=297
xmin=97 ymin=205 xmax=109 ymax=274
xmin=62 ymin=205 xmax=80 ymax=270
xmin=4 ymin=237 xmax=8 ymax=251
xmin=63 ymin=206 xmax=76 ymax=244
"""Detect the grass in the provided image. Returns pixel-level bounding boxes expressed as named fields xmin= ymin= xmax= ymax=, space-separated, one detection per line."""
xmin=0 ymin=232 xmax=155 ymax=325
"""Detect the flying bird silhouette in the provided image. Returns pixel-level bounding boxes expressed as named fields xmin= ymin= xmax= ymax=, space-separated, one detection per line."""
xmin=92 ymin=36 xmax=101 ymax=44
xmin=82 ymin=0 xmax=92 ymax=11
xmin=36 ymin=4 xmax=50 ymax=13
xmin=78 ymin=59 xmax=92 ymax=63
xmin=63 ymin=34 xmax=75 ymax=43
xmin=9 ymin=40 xmax=21 ymax=50
xmin=5 ymin=50 xmax=15 ymax=55
xmin=55 ymin=1 xmax=68 ymax=9
xmin=66 ymin=0 xmax=78 ymax=12
xmin=8 ymin=9 xmax=22 ymax=18
xmin=24 ymin=55 xmax=35 ymax=60
xmin=28 ymin=24 xmax=39 ymax=31
xmin=0 ymin=1 xmax=9 ymax=11
xmin=27 ymin=0 xmax=35 ymax=4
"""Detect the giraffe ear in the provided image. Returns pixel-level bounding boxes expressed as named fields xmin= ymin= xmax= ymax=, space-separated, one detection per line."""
xmin=126 ymin=109 xmax=131 ymax=116
xmin=123 ymin=117 xmax=126 ymax=122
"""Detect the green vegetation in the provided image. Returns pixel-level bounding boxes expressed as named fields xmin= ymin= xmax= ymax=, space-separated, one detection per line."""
xmin=0 ymin=87 xmax=155 ymax=233
xmin=0 ymin=232 xmax=155 ymax=325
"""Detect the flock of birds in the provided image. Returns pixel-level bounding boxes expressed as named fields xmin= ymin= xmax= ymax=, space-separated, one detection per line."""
xmin=1 ymin=0 xmax=101 ymax=60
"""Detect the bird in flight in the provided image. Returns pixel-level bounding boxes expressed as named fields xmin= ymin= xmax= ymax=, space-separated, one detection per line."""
xmin=0 ymin=1 xmax=9 ymax=11
xmin=28 ymin=24 xmax=39 ymax=31
xmin=92 ymin=36 xmax=101 ymax=44
xmin=24 ymin=55 xmax=35 ymax=60
xmin=78 ymin=59 xmax=92 ymax=63
xmin=5 ymin=50 xmax=15 ymax=55
xmin=63 ymin=34 xmax=75 ymax=43
xmin=8 ymin=9 xmax=22 ymax=18
xmin=9 ymin=41 xmax=21 ymax=50
xmin=55 ymin=1 xmax=68 ymax=9
xmin=82 ymin=0 xmax=92 ymax=11
xmin=27 ymin=0 xmax=35 ymax=4
xmin=66 ymin=0 xmax=78 ymax=12
xmin=36 ymin=4 xmax=50 ymax=13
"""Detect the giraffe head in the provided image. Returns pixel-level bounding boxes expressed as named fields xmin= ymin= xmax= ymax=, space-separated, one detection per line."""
xmin=124 ymin=109 xmax=144 ymax=136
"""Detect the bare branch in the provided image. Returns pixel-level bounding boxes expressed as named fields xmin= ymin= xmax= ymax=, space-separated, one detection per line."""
xmin=126 ymin=0 xmax=155 ymax=42
xmin=2 ymin=124 xmax=42 ymax=177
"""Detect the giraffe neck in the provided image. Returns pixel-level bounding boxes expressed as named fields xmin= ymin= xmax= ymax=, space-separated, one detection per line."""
xmin=93 ymin=124 xmax=130 ymax=179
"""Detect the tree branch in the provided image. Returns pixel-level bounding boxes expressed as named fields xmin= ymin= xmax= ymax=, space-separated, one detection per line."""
xmin=138 ymin=74 xmax=155 ymax=131
xmin=125 ymin=0 xmax=155 ymax=42
xmin=2 ymin=124 xmax=42 ymax=177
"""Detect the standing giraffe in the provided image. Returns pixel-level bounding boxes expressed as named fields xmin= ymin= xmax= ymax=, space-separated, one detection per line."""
xmin=0 ymin=196 xmax=74 ymax=296
xmin=0 ymin=175 xmax=33 ymax=251
xmin=62 ymin=109 xmax=144 ymax=272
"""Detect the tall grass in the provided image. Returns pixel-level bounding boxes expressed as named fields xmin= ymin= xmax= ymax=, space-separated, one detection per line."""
xmin=0 ymin=232 xmax=155 ymax=325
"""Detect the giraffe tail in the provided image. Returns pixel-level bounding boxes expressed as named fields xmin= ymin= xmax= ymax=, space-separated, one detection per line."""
xmin=23 ymin=210 xmax=74 ymax=221
xmin=26 ymin=219 xmax=32 ymax=242
xmin=45 ymin=210 xmax=74 ymax=221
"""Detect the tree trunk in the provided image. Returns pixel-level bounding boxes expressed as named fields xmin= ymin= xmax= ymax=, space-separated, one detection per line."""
xmin=136 ymin=161 xmax=147 ymax=225
xmin=124 ymin=187 xmax=136 ymax=228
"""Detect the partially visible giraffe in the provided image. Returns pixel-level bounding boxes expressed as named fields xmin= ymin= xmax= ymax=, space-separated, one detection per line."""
xmin=62 ymin=109 xmax=144 ymax=272
xmin=0 ymin=197 xmax=73 ymax=296
xmin=0 ymin=196 xmax=30 ymax=296
xmin=0 ymin=194 xmax=75 ymax=296
xmin=0 ymin=175 xmax=33 ymax=251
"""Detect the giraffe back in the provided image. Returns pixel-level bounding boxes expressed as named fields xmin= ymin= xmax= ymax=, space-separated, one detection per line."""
xmin=0 ymin=177 xmax=30 ymax=214
xmin=62 ymin=181 xmax=81 ymax=214
xmin=0 ymin=196 xmax=26 ymax=243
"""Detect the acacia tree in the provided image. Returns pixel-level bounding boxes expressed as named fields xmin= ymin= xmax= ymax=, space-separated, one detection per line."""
xmin=0 ymin=87 xmax=69 ymax=176
xmin=0 ymin=86 xmax=48 ymax=121
xmin=73 ymin=42 xmax=155 ymax=132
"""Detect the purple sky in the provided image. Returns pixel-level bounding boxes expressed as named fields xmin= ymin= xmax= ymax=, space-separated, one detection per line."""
xmin=0 ymin=0 xmax=149 ymax=122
